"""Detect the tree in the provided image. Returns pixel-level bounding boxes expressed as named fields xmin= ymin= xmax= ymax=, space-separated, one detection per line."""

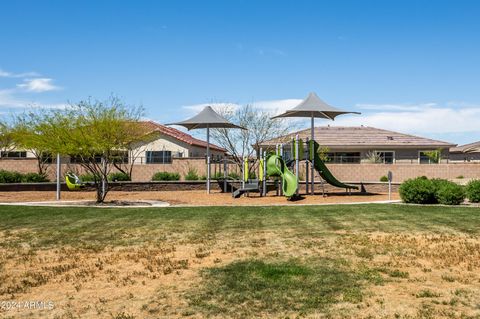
xmin=424 ymin=148 xmax=443 ymax=164
xmin=111 ymin=134 xmax=157 ymax=180
xmin=15 ymin=97 xmax=145 ymax=203
xmin=11 ymin=116 xmax=53 ymax=176
xmin=0 ymin=121 xmax=15 ymax=156
xmin=210 ymin=104 xmax=291 ymax=173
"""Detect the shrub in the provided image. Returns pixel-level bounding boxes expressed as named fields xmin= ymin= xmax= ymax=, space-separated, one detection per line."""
xmin=430 ymin=178 xmax=451 ymax=192
xmin=184 ymin=168 xmax=199 ymax=181
xmin=108 ymin=172 xmax=130 ymax=182
xmin=466 ymin=180 xmax=480 ymax=203
xmin=456 ymin=175 xmax=464 ymax=179
xmin=22 ymin=172 xmax=49 ymax=183
xmin=152 ymin=172 xmax=180 ymax=181
xmin=379 ymin=175 xmax=388 ymax=182
xmin=435 ymin=181 xmax=465 ymax=205
xmin=80 ymin=173 xmax=100 ymax=182
xmin=0 ymin=170 xmax=50 ymax=183
xmin=399 ymin=177 xmax=436 ymax=204
xmin=0 ymin=170 xmax=23 ymax=183
xmin=212 ymin=172 xmax=225 ymax=180
xmin=228 ymin=172 xmax=240 ymax=180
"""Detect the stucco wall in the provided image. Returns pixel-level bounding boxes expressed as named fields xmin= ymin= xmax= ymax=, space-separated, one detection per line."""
xmin=324 ymin=163 xmax=480 ymax=183
xmin=3 ymin=134 xmax=225 ymax=163
xmin=0 ymin=158 xmax=240 ymax=182
xmin=2 ymin=158 xmax=480 ymax=183
xmin=131 ymin=134 xmax=225 ymax=163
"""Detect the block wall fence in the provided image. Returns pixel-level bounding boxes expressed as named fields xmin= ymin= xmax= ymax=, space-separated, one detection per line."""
xmin=1 ymin=158 xmax=479 ymax=183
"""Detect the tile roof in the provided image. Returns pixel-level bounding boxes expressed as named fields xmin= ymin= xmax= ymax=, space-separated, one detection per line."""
xmin=450 ymin=141 xmax=480 ymax=153
xmin=138 ymin=121 xmax=226 ymax=152
xmin=261 ymin=126 xmax=456 ymax=148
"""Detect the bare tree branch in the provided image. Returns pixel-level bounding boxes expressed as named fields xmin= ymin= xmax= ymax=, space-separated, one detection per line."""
xmin=210 ymin=104 xmax=291 ymax=175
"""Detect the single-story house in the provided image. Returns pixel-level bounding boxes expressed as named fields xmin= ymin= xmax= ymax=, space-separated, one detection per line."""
xmin=131 ymin=121 xmax=226 ymax=163
xmin=0 ymin=120 xmax=226 ymax=164
xmin=449 ymin=141 xmax=480 ymax=162
xmin=259 ymin=125 xmax=456 ymax=164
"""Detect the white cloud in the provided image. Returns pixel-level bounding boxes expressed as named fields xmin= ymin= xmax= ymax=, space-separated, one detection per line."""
xmin=0 ymin=89 xmax=29 ymax=108
xmin=356 ymin=103 xmax=436 ymax=112
xmin=0 ymin=68 xmax=40 ymax=78
xmin=253 ymin=99 xmax=302 ymax=113
xmin=0 ymin=89 xmax=67 ymax=110
xmin=177 ymin=98 xmax=480 ymax=144
xmin=182 ymin=99 xmax=302 ymax=116
xmin=17 ymin=78 xmax=60 ymax=92
xmin=182 ymin=102 xmax=240 ymax=114
xmin=334 ymin=104 xmax=480 ymax=135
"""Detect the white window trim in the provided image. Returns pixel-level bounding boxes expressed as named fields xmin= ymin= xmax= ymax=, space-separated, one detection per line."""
xmin=374 ymin=150 xmax=396 ymax=164
xmin=418 ymin=150 xmax=438 ymax=164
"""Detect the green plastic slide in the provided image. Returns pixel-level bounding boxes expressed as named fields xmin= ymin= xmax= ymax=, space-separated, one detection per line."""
xmin=266 ymin=154 xmax=298 ymax=197
xmin=311 ymin=141 xmax=358 ymax=190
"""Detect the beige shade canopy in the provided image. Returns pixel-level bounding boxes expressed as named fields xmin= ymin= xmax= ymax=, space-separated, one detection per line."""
xmin=271 ymin=92 xmax=360 ymax=120
xmin=271 ymin=92 xmax=360 ymax=195
xmin=167 ymin=106 xmax=245 ymax=130
xmin=167 ymin=105 xmax=245 ymax=194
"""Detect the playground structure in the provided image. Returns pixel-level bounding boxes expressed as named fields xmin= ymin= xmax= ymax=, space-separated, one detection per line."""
xmin=65 ymin=172 xmax=86 ymax=191
xmin=220 ymin=135 xmax=359 ymax=199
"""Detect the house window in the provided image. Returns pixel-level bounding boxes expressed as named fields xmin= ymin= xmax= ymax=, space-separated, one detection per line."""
xmin=146 ymin=151 xmax=172 ymax=164
xmin=172 ymin=151 xmax=184 ymax=158
xmin=1 ymin=151 xmax=27 ymax=158
xmin=70 ymin=155 xmax=103 ymax=163
xmin=111 ymin=151 xmax=129 ymax=164
xmin=41 ymin=153 xmax=53 ymax=164
xmin=325 ymin=152 xmax=361 ymax=163
xmin=375 ymin=151 xmax=395 ymax=164
xmin=419 ymin=151 xmax=440 ymax=164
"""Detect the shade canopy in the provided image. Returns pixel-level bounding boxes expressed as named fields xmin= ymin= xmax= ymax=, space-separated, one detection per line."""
xmin=167 ymin=106 xmax=245 ymax=130
xmin=271 ymin=92 xmax=360 ymax=120
xmin=270 ymin=92 xmax=360 ymax=196
xmin=167 ymin=105 xmax=245 ymax=194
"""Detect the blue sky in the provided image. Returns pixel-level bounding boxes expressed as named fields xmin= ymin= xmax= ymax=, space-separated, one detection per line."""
xmin=1 ymin=0 xmax=480 ymax=144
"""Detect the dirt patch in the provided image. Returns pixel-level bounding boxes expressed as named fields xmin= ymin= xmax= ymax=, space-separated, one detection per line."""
xmin=1 ymin=227 xmax=479 ymax=318
xmin=0 ymin=190 xmax=399 ymax=206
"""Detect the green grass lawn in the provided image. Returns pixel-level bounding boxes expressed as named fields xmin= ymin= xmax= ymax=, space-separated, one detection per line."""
xmin=1 ymin=204 xmax=479 ymax=249
xmin=0 ymin=204 xmax=479 ymax=318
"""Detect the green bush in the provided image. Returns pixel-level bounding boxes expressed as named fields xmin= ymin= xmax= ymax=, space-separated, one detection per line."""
xmin=184 ymin=168 xmax=199 ymax=181
xmin=108 ymin=172 xmax=130 ymax=182
xmin=212 ymin=172 xmax=225 ymax=180
xmin=0 ymin=170 xmax=23 ymax=183
xmin=80 ymin=173 xmax=100 ymax=182
xmin=228 ymin=172 xmax=240 ymax=180
xmin=0 ymin=170 xmax=49 ymax=183
xmin=152 ymin=172 xmax=180 ymax=181
xmin=400 ymin=177 xmax=465 ymax=205
xmin=399 ymin=177 xmax=436 ymax=204
xmin=435 ymin=182 xmax=465 ymax=205
xmin=379 ymin=175 xmax=388 ymax=182
xmin=466 ymin=180 xmax=480 ymax=203
xmin=22 ymin=172 xmax=49 ymax=183
xmin=431 ymin=178 xmax=451 ymax=192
